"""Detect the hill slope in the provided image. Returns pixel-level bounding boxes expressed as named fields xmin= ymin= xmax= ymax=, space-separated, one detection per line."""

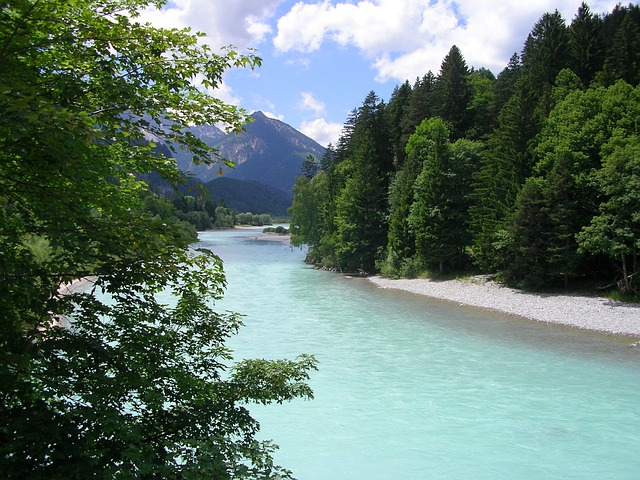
xmin=204 ymin=177 xmax=292 ymax=217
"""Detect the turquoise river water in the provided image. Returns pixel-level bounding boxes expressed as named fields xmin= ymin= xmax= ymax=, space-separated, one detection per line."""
xmin=198 ymin=227 xmax=640 ymax=480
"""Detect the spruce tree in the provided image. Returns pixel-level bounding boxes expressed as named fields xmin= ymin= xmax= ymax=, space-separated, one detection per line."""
xmin=405 ymin=72 xmax=436 ymax=132
xmin=468 ymin=91 xmax=532 ymax=270
xmin=602 ymin=14 xmax=640 ymax=86
xmin=599 ymin=3 xmax=640 ymax=86
xmin=407 ymin=118 xmax=479 ymax=272
xmin=334 ymin=92 xmax=392 ymax=272
xmin=519 ymin=11 xmax=571 ymax=135
xmin=569 ymin=2 xmax=605 ymax=86
xmin=433 ymin=45 xmax=472 ymax=139
xmin=492 ymin=53 xmax=521 ymax=117
xmin=386 ymin=81 xmax=413 ymax=167
xmin=505 ymin=178 xmax=552 ymax=287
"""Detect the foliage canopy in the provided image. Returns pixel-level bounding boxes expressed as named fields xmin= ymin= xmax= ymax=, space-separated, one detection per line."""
xmin=0 ymin=0 xmax=316 ymax=477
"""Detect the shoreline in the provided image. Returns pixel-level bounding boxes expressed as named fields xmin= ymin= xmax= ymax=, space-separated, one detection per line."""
xmin=227 ymin=225 xmax=291 ymax=243
xmin=253 ymin=232 xmax=290 ymax=243
xmin=232 ymin=225 xmax=291 ymax=243
xmin=367 ymin=275 xmax=640 ymax=340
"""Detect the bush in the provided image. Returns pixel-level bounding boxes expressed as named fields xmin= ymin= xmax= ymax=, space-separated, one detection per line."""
xmin=262 ymin=226 xmax=289 ymax=234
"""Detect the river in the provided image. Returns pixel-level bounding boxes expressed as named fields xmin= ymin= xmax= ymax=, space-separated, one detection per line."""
xmin=198 ymin=227 xmax=640 ymax=480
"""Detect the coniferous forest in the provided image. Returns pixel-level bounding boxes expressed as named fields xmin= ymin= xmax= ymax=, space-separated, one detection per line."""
xmin=289 ymin=3 xmax=640 ymax=295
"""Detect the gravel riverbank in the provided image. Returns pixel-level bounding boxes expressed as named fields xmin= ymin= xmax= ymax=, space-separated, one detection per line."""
xmin=368 ymin=275 xmax=640 ymax=338
xmin=58 ymin=276 xmax=97 ymax=295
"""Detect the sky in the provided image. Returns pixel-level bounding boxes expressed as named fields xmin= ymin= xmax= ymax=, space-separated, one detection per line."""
xmin=141 ymin=0 xmax=621 ymax=147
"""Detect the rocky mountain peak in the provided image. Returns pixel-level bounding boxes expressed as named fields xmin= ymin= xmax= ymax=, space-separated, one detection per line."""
xmin=172 ymin=112 xmax=326 ymax=195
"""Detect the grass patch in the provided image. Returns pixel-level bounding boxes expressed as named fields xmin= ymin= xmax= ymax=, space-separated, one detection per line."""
xmin=604 ymin=290 xmax=640 ymax=303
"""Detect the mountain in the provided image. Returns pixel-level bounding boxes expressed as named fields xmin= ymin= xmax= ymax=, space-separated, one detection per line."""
xmin=173 ymin=111 xmax=326 ymax=196
xmin=204 ymin=177 xmax=292 ymax=217
xmin=185 ymin=124 xmax=227 ymax=146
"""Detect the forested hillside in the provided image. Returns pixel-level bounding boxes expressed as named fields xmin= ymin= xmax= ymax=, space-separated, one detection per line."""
xmin=289 ymin=3 xmax=640 ymax=295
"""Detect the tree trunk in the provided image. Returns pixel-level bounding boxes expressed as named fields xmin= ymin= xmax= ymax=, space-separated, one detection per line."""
xmin=621 ymin=252 xmax=631 ymax=294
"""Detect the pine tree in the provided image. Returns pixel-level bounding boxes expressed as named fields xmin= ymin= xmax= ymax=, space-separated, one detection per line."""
xmin=301 ymin=154 xmax=320 ymax=180
xmin=407 ymin=118 xmax=479 ymax=272
xmin=492 ymin=53 xmax=521 ymax=117
xmin=386 ymin=81 xmax=413 ymax=167
xmin=335 ymin=162 xmax=387 ymax=272
xmin=602 ymin=13 xmax=640 ymax=86
xmin=334 ymin=92 xmax=392 ymax=272
xmin=542 ymin=149 xmax=583 ymax=286
xmin=335 ymin=109 xmax=358 ymax=162
xmin=569 ymin=2 xmax=605 ymax=86
xmin=405 ymin=72 xmax=436 ymax=132
xmin=468 ymin=90 xmax=532 ymax=270
xmin=355 ymin=92 xmax=394 ymax=176
xmin=522 ymin=11 xmax=571 ymax=87
xmin=519 ymin=11 xmax=571 ymax=134
xmin=505 ymin=178 xmax=552 ymax=287
xmin=433 ymin=45 xmax=472 ymax=139
xmin=599 ymin=3 xmax=640 ymax=86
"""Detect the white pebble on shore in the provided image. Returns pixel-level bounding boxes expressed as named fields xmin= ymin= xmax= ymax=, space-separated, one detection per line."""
xmin=367 ymin=276 xmax=640 ymax=338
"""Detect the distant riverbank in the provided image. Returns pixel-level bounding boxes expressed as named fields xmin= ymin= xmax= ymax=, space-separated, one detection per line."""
xmin=368 ymin=275 xmax=640 ymax=339
xmin=232 ymin=225 xmax=291 ymax=243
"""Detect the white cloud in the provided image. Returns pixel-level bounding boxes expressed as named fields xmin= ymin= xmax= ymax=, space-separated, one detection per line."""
xmin=261 ymin=111 xmax=286 ymax=121
xmin=299 ymin=118 xmax=343 ymax=147
xmin=246 ymin=16 xmax=273 ymax=43
xmin=140 ymin=0 xmax=283 ymax=49
xmin=210 ymin=80 xmax=242 ymax=107
xmin=244 ymin=94 xmax=283 ymax=119
xmin=285 ymin=57 xmax=311 ymax=68
xmin=274 ymin=0 xmax=622 ymax=81
xmin=274 ymin=0 xmax=428 ymax=55
xmin=299 ymin=92 xmax=326 ymax=117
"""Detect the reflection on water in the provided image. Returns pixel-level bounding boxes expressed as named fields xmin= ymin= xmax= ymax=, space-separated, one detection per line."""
xmin=199 ymin=228 xmax=640 ymax=480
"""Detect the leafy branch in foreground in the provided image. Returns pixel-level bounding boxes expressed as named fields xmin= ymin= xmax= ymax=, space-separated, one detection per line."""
xmin=0 ymin=0 xmax=315 ymax=477
xmin=3 ymin=248 xmax=317 ymax=478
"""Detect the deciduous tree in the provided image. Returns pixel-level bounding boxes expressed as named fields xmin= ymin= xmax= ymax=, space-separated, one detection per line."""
xmin=578 ymin=139 xmax=640 ymax=293
xmin=0 ymin=1 xmax=316 ymax=477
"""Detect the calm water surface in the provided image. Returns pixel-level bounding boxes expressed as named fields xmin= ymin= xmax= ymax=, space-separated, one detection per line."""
xmin=198 ymin=228 xmax=640 ymax=480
